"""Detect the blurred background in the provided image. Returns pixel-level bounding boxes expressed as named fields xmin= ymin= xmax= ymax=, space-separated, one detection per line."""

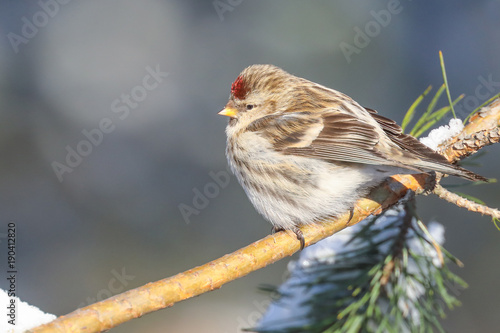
xmin=0 ymin=1 xmax=499 ymax=332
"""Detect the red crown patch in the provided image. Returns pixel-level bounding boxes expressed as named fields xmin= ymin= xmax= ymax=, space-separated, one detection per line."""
xmin=231 ymin=75 xmax=247 ymax=100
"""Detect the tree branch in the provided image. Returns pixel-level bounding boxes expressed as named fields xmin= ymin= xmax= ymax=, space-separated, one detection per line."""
xmin=29 ymin=99 xmax=500 ymax=333
xmin=433 ymin=184 xmax=500 ymax=219
xmin=438 ymin=98 xmax=500 ymax=162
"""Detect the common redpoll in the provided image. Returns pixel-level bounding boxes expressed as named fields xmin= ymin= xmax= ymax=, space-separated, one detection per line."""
xmin=218 ymin=64 xmax=486 ymax=248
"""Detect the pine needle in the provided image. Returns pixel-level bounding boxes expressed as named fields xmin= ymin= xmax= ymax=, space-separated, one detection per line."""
xmin=439 ymin=51 xmax=457 ymax=119
xmin=493 ymin=218 xmax=500 ymax=231
xmin=402 ymin=85 xmax=432 ymax=132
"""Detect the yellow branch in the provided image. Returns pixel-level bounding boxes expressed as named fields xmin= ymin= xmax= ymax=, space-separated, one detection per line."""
xmin=29 ymin=99 xmax=500 ymax=333
xmin=29 ymin=174 xmax=428 ymax=333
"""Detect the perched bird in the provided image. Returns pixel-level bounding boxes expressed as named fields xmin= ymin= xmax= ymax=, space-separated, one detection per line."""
xmin=218 ymin=64 xmax=486 ymax=248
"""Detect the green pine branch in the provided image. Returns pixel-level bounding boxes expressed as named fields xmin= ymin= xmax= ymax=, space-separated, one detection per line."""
xmin=252 ymin=202 xmax=466 ymax=333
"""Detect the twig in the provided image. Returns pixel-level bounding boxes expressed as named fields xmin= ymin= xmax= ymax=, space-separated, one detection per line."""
xmin=433 ymin=184 xmax=500 ymax=219
xmin=432 ymin=98 xmax=500 ymax=218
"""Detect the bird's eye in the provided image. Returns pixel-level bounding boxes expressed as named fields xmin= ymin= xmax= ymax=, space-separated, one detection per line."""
xmin=246 ymin=104 xmax=255 ymax=111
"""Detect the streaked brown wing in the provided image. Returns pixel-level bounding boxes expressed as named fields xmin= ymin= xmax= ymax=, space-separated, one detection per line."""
xmin=245 ymin=107 xmax=485 ymax=181
xmin=364 ymin=108 xmax=487 ymax=181
xmin=247 ymin=111 xmax=390 ymax=165
xmin=364 ymin=107 xmax=455 ymax=165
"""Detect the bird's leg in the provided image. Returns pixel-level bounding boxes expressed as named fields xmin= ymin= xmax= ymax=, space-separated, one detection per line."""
xmin=272 ymin=226 xmax=305 ymax=250
xmin=292 ymin=227 xmax=305 ymax=250
xmin=422 ymin=171 xmax=441 ymax=195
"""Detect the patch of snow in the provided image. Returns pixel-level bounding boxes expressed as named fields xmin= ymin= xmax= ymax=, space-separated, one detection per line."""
xmin=1 ymin=289 xmax=56 ymax=333
xmin=420 ymin=118 xmax=464 ymax=151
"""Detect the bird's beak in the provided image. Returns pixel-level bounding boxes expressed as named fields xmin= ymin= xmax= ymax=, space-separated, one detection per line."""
xmin=218 ymin=107 xmax=238 ymax=118
xmin=218 ymin=101 xmax=238 ymax=118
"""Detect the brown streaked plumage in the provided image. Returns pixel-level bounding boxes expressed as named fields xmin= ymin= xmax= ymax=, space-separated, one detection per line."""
xmin=218 ymin=64 xmax=487 ymax=248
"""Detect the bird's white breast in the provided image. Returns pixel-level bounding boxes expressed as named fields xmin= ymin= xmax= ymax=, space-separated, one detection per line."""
xmin=226 ymin=129 xmax=386 ymax=229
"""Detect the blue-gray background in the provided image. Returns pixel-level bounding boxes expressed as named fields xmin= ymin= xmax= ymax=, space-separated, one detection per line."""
xmin=0 ymin=1 xmax=499 ymax=332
